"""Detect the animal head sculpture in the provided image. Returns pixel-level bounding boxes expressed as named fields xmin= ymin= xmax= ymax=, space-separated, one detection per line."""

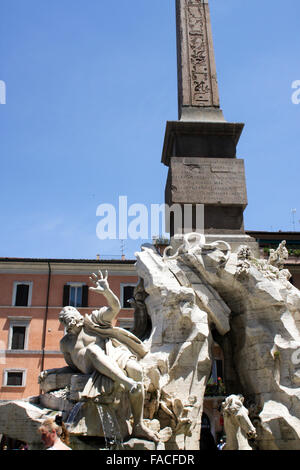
xmin=221 ymin=395 xmax=257 ymax=449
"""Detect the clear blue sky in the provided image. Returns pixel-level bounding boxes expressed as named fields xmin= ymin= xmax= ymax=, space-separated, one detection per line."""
xmin=0 ymin=0 xmax=299 ymax=259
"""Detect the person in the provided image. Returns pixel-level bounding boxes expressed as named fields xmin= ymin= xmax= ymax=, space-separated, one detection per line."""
xmin=38 ymin=416 xmax=71 ymax=450
xmin=39 ymin=270 xmax=158 ymax=443
xmin=217 ymin=438 xmax=225 ymax=450
xmin=18 ymin=442 xmax=28 ymax=450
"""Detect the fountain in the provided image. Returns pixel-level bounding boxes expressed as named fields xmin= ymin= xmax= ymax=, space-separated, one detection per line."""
xmin=0 ymin=235 xmax=299 ymax=450
xmin=1 ymin=0 xmax=299 ymax=451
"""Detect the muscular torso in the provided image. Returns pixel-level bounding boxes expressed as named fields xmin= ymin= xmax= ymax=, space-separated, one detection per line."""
xmin=60 ymin=324 xmax=106 ymax=374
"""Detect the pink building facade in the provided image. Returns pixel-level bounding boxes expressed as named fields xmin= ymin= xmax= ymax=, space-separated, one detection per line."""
xmin=0 ymin=258 xmax=137 ymax=401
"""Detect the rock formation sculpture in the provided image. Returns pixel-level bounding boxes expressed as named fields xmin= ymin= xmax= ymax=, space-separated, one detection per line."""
xmin=1 ymin=235 xmax=300 ymax=451
xmin=156 ymin=234 xmax=300 ymax=450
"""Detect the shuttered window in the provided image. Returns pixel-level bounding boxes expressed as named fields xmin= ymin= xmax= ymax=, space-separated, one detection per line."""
xmin=63 ymin=284 xmax=88 ymax=307
xmin=11 ymin=326 xmax=26 ymax=350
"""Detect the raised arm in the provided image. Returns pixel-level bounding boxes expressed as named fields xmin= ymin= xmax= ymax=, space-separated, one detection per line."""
xmin=89 ymin=270 xmax=121 ymax=324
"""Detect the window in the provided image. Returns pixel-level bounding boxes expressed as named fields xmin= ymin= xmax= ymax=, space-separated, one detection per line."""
xmin=4 ymin=369 xmax=26 ymax=387
xmin=8 ymin=318 xmax=31 ymax=350
xmin=12 ymin=282 xmax=33 ymax=307
xmin=216 ymin=359 xmax=223 ymax=380
xmin=63 ymin=284 xmax=88 ymax=308
xmin=121 ymin=284 xmax=136 ymax=309
xmin=210 ymin=359 xmax=224 ymax=382
xmin=11 ymin=326 xmax=26 ymax=349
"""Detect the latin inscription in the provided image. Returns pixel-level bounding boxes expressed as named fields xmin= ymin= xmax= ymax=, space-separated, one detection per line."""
xmin=169 ymin=158 xmax=248 ymax=206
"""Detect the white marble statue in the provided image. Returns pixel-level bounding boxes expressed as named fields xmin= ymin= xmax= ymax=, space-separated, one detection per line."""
xmin=39 ymin=270 xmax=158 ymax=443
xmin=268 ymin=240 xmax=289 ymax=269
xmin=1 ymin=236 xmax=300 ymax=450
xmin=172 ymin=236 xmax=300 ymax=449
xmin=221 ymin=395 xmax=256 ymax=450
xmin=135 ymin=241 xmax=213 ymax=450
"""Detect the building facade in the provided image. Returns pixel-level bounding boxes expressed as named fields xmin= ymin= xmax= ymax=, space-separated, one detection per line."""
xmin=0 ymin=258 xmax=137 ymax=401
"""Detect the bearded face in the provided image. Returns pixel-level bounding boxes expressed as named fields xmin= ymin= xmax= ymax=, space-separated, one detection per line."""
xmin=59 ymin=306 xmax=84 ymax=333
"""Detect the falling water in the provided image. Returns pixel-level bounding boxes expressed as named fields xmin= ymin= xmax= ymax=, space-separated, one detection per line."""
xmin=96 ymin=404 xmax=123 ymax=449
xmin=97 ymin=403 xmax=109 ymax=448
xmin=65 ymin=402 xmax=83 ymax=428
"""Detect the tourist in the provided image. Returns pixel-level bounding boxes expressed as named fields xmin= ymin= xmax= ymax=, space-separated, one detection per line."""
xmin=18 ymin=442 xmax=28 ymax=450
xmin=217 ymin=438 xmax=225 ymax=450
xmin=38 ymin=416 xmax=72 ymax=450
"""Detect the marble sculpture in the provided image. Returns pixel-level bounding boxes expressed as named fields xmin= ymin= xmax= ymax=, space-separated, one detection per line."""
xmin=0 ymin=235 xmax=300 ymax=450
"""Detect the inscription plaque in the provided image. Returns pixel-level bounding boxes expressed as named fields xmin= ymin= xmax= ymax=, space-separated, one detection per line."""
xmin=168 ymin=157 xmax=248 ymax=207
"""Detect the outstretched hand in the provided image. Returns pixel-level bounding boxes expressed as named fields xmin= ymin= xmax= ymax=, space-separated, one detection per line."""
xmin=89 ymin=270 xmax=109 ymax=294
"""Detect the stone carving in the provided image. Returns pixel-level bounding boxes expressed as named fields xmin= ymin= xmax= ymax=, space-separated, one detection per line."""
xmin=168 ymin=158 xmax=248 ymax=210
xmin=221 ymin=395 xmax=257 ymax=450
xmin=163 ymin=232 xmax=231 ymax=267
xmin=268 ymin=240 xmax=289 ymax=269
xmin=236 ymin=245 xmax=253 ymax=279
xmin=176 ymin=0 xmax=220 ymax=114
xmin=187 ymin=1 xmax=213 ymax=105
xmin=39 ymin=270 xmax=159 ymax=444
xmin=1 ymin=236 xmax=300 ymax=450
xmin=235 ymin=241 xmax=292 ymax=289
xmin=174 ymin=236 xmax=300 ymax=449
xmin=129 ymin=279 xmax=152 ymax=342
xmin=0 ymin=399 xmax=51 ymax=449
xmin=135 ymin=243 xmax=212 ymax=449
xmin=140 ymin=234 xmax=300 ymax=450
xmin=162 ymin=232 xmax=206 ymax=260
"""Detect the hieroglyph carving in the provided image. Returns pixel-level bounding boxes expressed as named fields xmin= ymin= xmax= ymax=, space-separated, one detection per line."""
xmin=187 ymin=1 xmax=210 ymax=104
xmin=185 ymin=0 xmax=216 ymax=106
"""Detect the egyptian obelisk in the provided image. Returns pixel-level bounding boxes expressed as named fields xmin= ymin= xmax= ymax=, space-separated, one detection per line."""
xmin=162 ymin=0 xmax=256 ymax=252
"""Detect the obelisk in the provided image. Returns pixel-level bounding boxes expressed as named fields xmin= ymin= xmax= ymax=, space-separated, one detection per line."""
xmin=162 ymin=0 xmax=256 ymax=252
xmin=176 ymin=0 xmax=222 ymax=121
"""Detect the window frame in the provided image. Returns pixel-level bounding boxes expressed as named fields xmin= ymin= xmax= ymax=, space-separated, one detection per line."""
xmin=12 ymin=281 xmax=33 ymax=307
xmin=3 ymin=368 xmax=27 ymax=387
xmin=65 ymin=282 xmax=88 ymax=308
xmin=7 ymin=317 xmax=31 ymax=351
xmin=120 ymin=283 xmax=137 ymax=309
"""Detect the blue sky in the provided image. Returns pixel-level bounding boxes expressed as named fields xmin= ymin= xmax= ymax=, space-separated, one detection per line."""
xmin=0 ymin=0 xmax=299 ymax=259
